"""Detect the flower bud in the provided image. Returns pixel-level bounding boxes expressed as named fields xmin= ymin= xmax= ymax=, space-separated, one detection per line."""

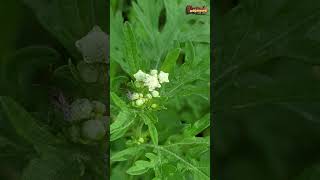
xmin=146 ymin=94 xmax=152 ymax=99
xmin=151 ymin=90 xmax=160 ymax=97
xmin=131 ymin=93 xmax=140 ymax=100
xmin=136 ymin=99 xmax=144 ymax=106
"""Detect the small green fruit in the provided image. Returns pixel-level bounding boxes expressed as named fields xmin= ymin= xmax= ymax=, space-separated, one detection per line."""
xmin=136 ymin=99 xmax=144 ymax=106
xmin=151 ymin=90 xmax=159 ymax=97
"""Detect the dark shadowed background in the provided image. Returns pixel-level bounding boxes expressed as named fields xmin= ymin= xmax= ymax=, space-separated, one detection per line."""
xmin=214 ymin=0 xmax=320 ymax=180
xmin=0 ymin=0 xmax=109 ymax=179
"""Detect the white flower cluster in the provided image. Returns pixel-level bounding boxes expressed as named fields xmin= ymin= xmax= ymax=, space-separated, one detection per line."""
xmin=130 ymin=69 xmax=169 ymax=107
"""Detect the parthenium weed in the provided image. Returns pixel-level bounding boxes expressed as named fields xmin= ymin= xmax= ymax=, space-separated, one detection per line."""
xmin=110 ymin=0 xmax=210 ymax=179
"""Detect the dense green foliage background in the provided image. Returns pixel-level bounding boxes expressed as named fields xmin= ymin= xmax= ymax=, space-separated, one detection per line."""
xmin=214 ymin=0 xmax=320 ymax=179
xmin=0 ymin=0 xmax=108 ymax=179
xmin=110 ymin=0 xmax=210 ymax=179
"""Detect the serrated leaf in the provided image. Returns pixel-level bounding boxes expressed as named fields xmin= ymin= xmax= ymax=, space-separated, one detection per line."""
xmin=164 ymin=59 xmax=209 ymax=97
xmin=123 ymin=22 xmax=140 ymax=74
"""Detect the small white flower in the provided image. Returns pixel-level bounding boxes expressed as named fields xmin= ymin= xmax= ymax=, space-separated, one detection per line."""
xmin=131 ymin=93 xmax=140 ymax=100
xmin=150 ymin=69 xmax=158 ymax=77
xmin=136 ymin=99 xmax=144 ymax=106
xmin=158 ymin=71 xmax=169 ymax=83
xmin=151 ymin=90 xmax=160 ymax=97
xmin=144 ymin=74 xmax=161 ymax=91
xmin=134 ymin=70 xmax=146 ymax=81
xmin=139 ymin=93 xmax=144 ymax=98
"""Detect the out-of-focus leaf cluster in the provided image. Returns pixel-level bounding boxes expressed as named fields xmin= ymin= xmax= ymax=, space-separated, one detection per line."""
xmin=110 ymin=0 xmax=210 ymax=179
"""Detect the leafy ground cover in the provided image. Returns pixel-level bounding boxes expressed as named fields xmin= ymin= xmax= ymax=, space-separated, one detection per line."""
xmin=0 ymin=0 xmax=108 ymax=179
xmin=110 ymin=0 xmax=210 ymax=179
xmin=214 ymin=0 xmax=320 ymax=179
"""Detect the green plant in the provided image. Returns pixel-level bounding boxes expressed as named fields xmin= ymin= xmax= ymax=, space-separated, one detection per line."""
xmin=110 ymin=0 xmax=210 ymax=179
xmin=214 ymin=0 xmax=320 ymax=179
xmin=0 ymin=0 xmax=108 ymax=179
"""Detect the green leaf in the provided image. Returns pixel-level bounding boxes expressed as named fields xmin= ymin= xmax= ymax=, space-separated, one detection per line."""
xmin=241 ymin=0 xmax=288 ymax=23
xmin=111 ymin=147 xmax=141 ymax=162
xmin=21 ymin=0 xmax=108 ymax=58
xmin=22 ymin=153 xmax=82 ymax=180
xmin=184 ymin=41 xmax=195 ymax=63
xmin=164 ymin=59 xmax=209 ymax=97
xmin=0 ymin=46 xmax=60 ymax=109
xmin=140 ymin=114 xmax=159 ymax=145
xmin=126 ymin=160 xmax=152 ymax=175
xmin=111 ymin=76 xmax=129 ymax=92
xmin=213 ymin=1 xmax=320 ymax=179
xmin=160 ymin=48 xmax=181 ymax=73
xmin=184 ymin=113 xmax=210 ymax=136
xmin=151 ymin=145 xmax=210 ymax=179
xmin=0 ymin=96 xmax=60 ymax=146
xmin=110 ymin=110 xmax=135 ymax=141
xmin=148 ymin=123 xmax=158 ymax=145
xmin=111 ymin=92 xmax=127 ymax=110
xmin=123 ymin=22 xmax=140 ymax=74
